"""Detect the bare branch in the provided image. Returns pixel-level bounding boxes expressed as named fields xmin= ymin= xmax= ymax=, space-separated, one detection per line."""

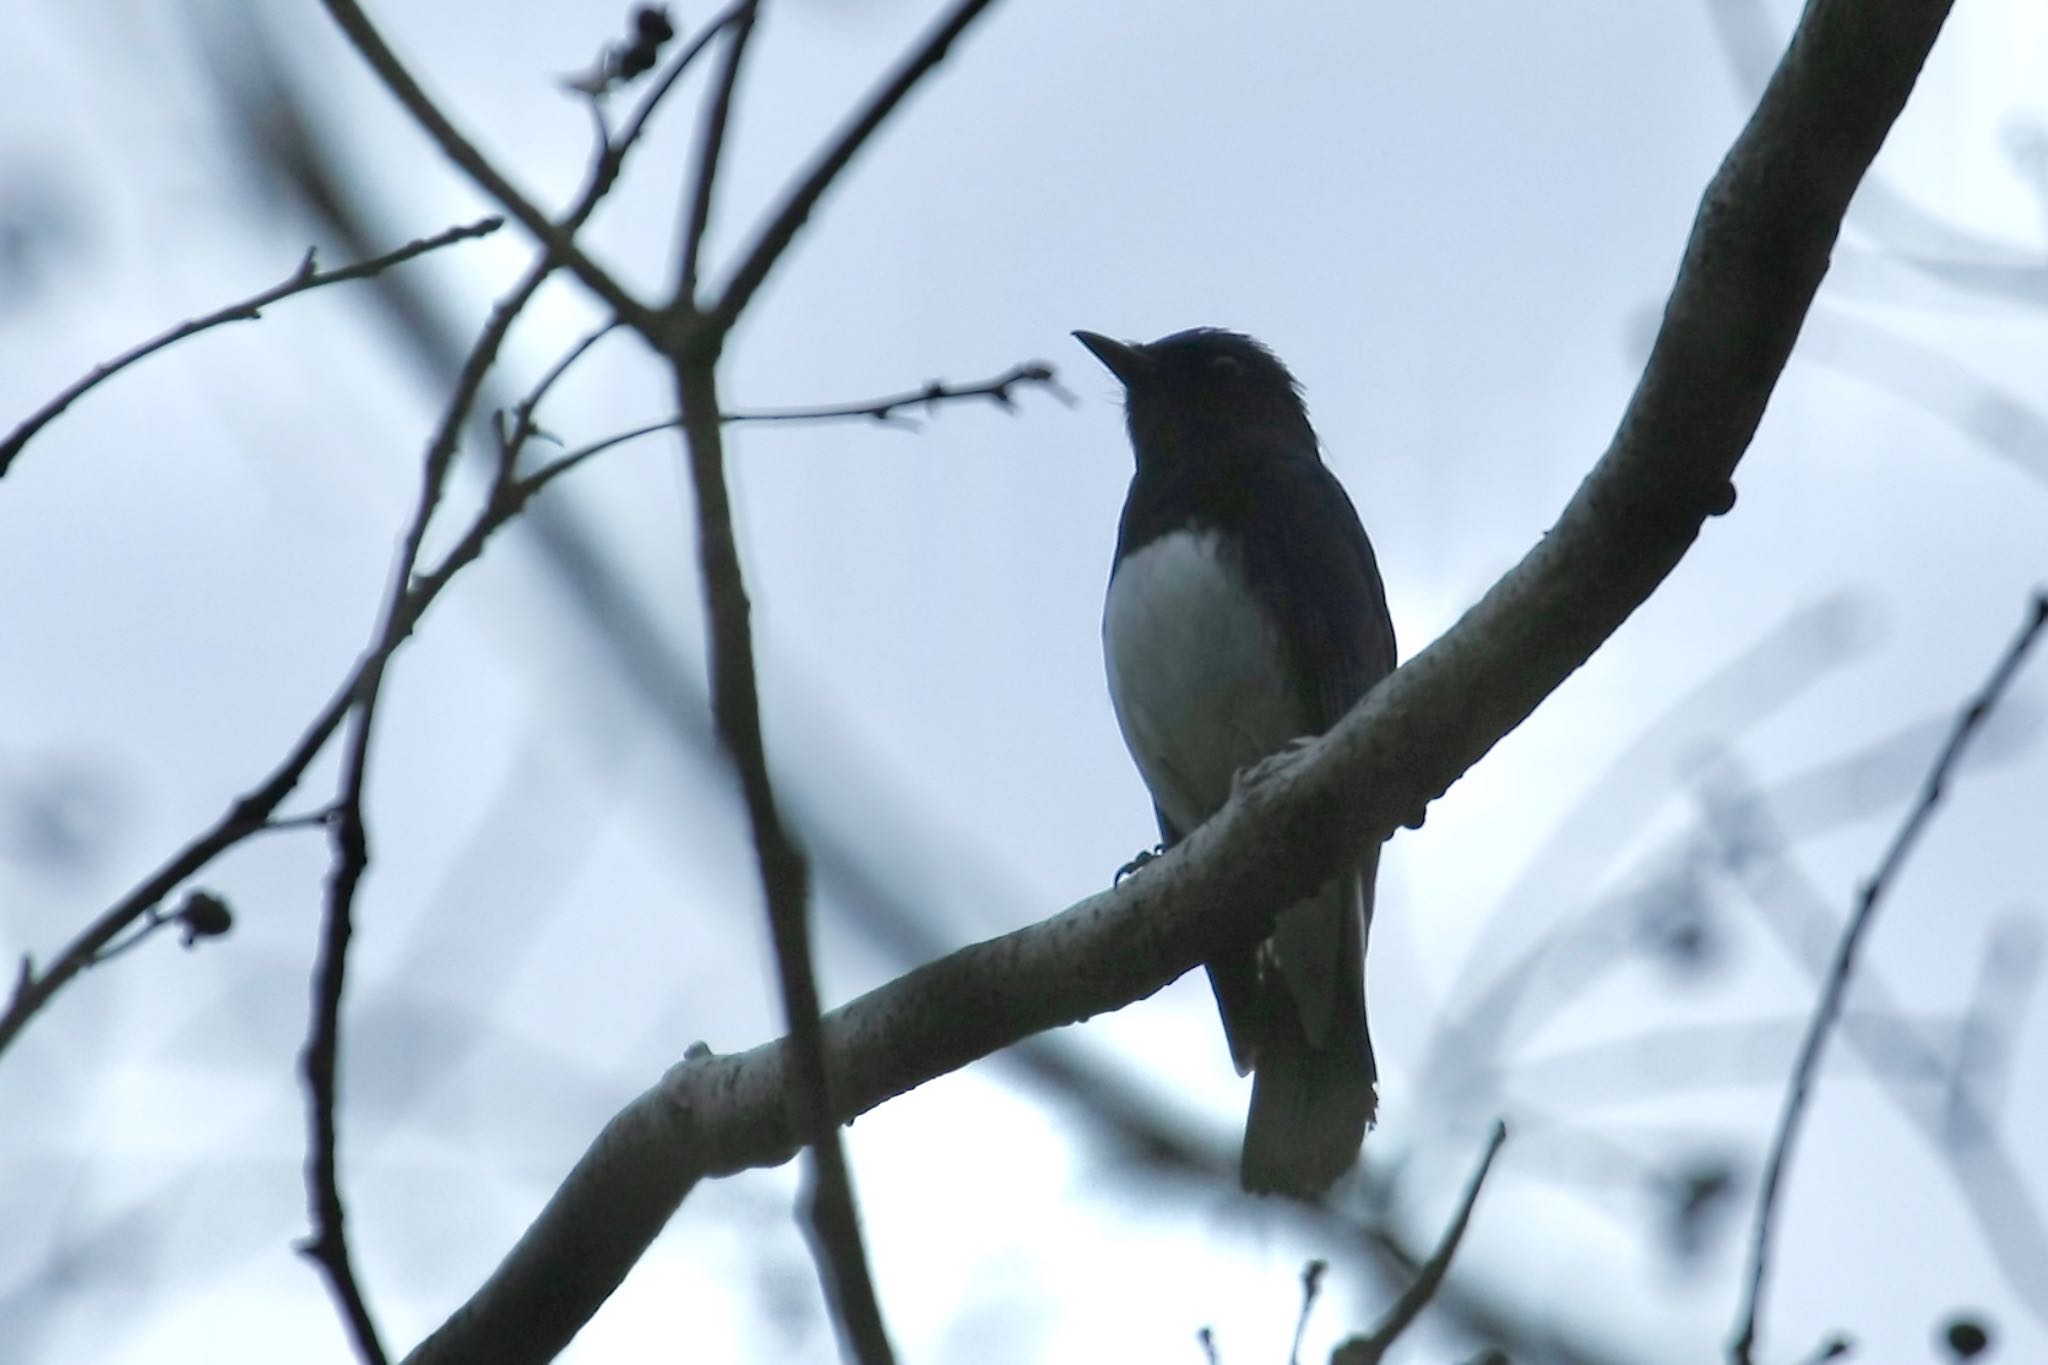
xmin=671 ymin=352 xmax=894 ymax=1362
xmin=511 ymin=359 xmax=1067 ymax=493
xmin=1697 ymin=754 xmax=2048 ymax=1320
xmin=0 ymin=243 xmax=569 ymax=1068
xmin=315 ymin=0 xmax=658 ymax=334
xmin=1333 ymin=1120 xmax=1510 ymax=1365
xmin=0 ymin=692 xmax=352 ymax=1060
xmin=1730 ymin=591 xmax=2048 ymax=1365
xmin=675 ymin=1 xmax=760 ymax=304
xmin=606 ymin=1 xmax=758 ymax=179
xmin=401 ymin=3 xmax=1958 ymax=1357
xmin=1291 ymin=1260 xmax=1328 ymax=1365
xmin=1791 ymin=1334 xmax=1853 ymax=1365
xmin=498 ymin=320 xmax=621 ymax=473
xmin=299 ymin=709 xmax=388 ymax=1365
xmin=723 ymin=361 xmax=1068 ymax=425
xmin=0 ymin=216 xmax=500 ymax=479
xmin=294 ymin=228 xmax=522 ymax=1359
xmin=710 ymin=0 xmax=1002 ymax=331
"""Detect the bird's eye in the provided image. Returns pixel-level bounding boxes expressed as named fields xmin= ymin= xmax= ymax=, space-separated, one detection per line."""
xmin=1208 ymin=354 xmax=1242 ymax=381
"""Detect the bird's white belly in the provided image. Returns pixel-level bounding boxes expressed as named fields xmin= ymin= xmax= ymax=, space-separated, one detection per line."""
xmin=1103 ymin=529 xmax=1304 ymax=835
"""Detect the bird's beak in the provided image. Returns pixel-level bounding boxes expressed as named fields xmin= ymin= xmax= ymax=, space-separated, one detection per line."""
xmin=1072 ymin=331 xmax=1150 ymax=388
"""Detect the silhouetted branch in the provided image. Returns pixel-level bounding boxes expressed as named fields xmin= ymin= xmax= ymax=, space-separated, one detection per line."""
xmin=1697 ymin=752 xmax=2048 ymax=1322
xmin=298 ymin=726 xmax=388 ymax=1365
xmin=516 ymin=359 xmax=1068 ymax=487
xmin=1333 ymin=1121 xmax=1509 ymax=1365
xmin=4 ymin=3 xmax=775 ymax=1066
xmin=291 ymin=217 xmax=538 ymax=1360
xmin=671 ymin=350 xmax=895 ymax=1362
xmin=722 ymin=362 xmax=1069 ymax=425
xmin=0 ymin=234 xmax=574 ymax=1067
xmin=316 ymin=0 xmax=657 ymax=333
xmin=583 ymin=1 xmax=757 ymax=208
xmin=503 ymin=321 xmax=620 ymax=458
xmin=1706 ymin=0 xmax=2048 ymax=309
xmin=675 ymin=1 xmax=759 ymax=302
xmin=1731 ymin=591 xmax=2048 ymax=1364
xmin=403 ymin=3 xmax=1959 ymax=1357
xmin=1291 ymin=1260 xmax=1328 ymax=1365
xmin=0 ymin=215 xmax=501 ymax=479
xmin=710 ymin=0 xmax=1002 ymax=330
xmin=1792 ymin=1333 xmax=1853 ymax=1365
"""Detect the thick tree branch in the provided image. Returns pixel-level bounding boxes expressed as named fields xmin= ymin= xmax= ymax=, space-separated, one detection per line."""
xmin=1729 ymin=591 xmax=2048 ymax=1365
xmin=0 ymin=216 xmax=500 ymax=480
xmin=400 ymin=2 xmax=1959 ymax=1359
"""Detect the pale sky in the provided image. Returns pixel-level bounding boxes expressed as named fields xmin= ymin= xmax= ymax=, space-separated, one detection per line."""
xmin=3 ymin=1 xmax=2046 ymax=1362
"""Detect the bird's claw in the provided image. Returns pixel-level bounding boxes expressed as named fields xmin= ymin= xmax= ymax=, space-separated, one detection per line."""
xmin=1115 ymin=843 xmax=1167 ymax=884
xmin=1232 ymin=734 xmax=1320 ymax=799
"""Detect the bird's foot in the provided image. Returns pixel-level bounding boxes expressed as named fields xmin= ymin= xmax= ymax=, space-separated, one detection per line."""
xmin=1115 ymin=843 xmax=1167 ymax=884
xmin=1232 ymin=734 xmax=1321 ymax=800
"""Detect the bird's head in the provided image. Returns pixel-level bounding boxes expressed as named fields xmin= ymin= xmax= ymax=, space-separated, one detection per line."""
xmin=1073 ymin=327 xmax=1317 ymax=462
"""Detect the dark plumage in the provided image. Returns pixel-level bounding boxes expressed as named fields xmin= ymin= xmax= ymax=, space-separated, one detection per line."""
xmin=1079 ymin=327 xmax=1396 ymax=1198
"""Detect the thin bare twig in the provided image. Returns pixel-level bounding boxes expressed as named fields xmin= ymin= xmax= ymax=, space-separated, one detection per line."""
xmin=299 ymin=724 xmax=388 ymax=1365
xmin=1697 ymin=754 xmax=2048 ymax=1322
xmin=723 ymin=362 xmax=1067 ymax=424
xmin=0 ymin=216 xmax=500 ymax=479
xmin=0 ymin=242 xmax=571 ymax=1072
xmin=1334 ymin=1120 xmax=1510 ymax=1365
xmin=672 ymin=353 xmax=894 ymax=1363
xmin=294 ymin=231 xmax=529 ymax=1360
xmin=0 ymin=248 xmax=564 ymax=1345
xmin=1291 ymin=1260 xmax=1328 ymax=1365
xmin=1730 ymin=591 xmax=2048 ymax=1365
xmin=315 ymin=0 xmax=657 ymax=334
xmin=0 ymin=688 xmax=349 ymax=1060
xmin=513 ymin=359 xmax=1067 ymax=490
xmin=498 ymin=320 xmax=621 ymax=472
xmin=675 ymin=0 xmax=760 ymax=305
xmin=88 ymin=889 xmax=234 ymax=965
xmin=1791 ymin=1334 xmax=1853 ymax=1365
xmin=606 ymin=1 xmax=758 ymax=179
xmin=521 ymin=321 xmax=619 ymax=425
xmin=405 ymin=3 xmax=1959 ymax=1355
xmin=709 ymin=0 xmax=1002 ymax=331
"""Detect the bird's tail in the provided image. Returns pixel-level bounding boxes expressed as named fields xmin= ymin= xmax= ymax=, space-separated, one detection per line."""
xmin=1239 ymin=869 xmax=1376 ymax=1199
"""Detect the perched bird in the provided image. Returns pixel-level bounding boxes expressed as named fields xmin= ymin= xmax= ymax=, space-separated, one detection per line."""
xmin=1077 ymin=327 xmax=1397 ymax=1198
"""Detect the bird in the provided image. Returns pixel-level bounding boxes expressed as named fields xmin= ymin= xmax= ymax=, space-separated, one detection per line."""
xmin=1076 ymin=326 xmax=1397 ymax=1198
